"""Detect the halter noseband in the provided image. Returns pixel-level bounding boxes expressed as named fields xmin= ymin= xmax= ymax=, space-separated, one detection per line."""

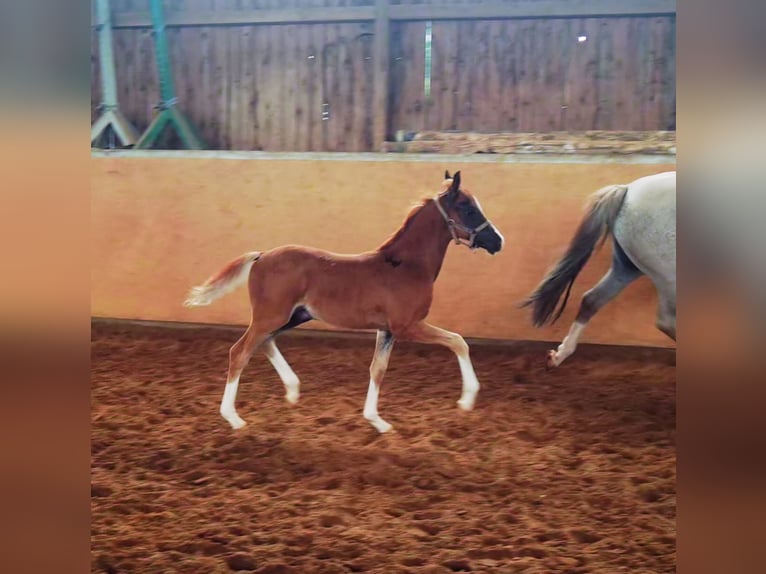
xmin=433 ymin=195 xmax=491 ymax=249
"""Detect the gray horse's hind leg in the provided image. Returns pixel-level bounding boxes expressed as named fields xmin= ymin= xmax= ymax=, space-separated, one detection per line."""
xmin=547 ymin=241 xmax=643 ymax=368
xmin=655 ymin=291 xmax=676 ymax=341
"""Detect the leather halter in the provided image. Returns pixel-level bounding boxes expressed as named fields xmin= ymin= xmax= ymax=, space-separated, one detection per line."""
xmin=433 ymin=194 xmax=491 ymax=249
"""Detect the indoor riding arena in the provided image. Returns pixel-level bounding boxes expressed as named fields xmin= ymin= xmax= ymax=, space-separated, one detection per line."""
xmin=91 ymin=1 xmax=677 ymax=573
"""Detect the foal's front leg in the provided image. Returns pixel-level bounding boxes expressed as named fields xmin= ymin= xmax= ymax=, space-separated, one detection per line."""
xmin=400 ymin=321 xmax=480 ymax=411
xmin=364 ymin=330 xmax=395 ymax=433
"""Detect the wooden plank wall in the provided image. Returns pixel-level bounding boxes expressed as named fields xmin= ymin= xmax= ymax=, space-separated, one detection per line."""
xmin=91 ymin=1 xmax=676 ymax=150
xmin=92 ymin=0 xmax=376 ymax=151
xmin=389 ymin=15 xmax=676 ymax=134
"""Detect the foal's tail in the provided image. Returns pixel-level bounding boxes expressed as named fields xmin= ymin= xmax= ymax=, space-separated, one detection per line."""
xmin=522 ymin=184 xmax=629 ymax=326
xmin=183 ymin=251 xmax=261 ymax=307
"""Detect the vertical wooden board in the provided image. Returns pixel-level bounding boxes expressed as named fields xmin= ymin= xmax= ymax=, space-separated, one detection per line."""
xmin=220 ymin=25 xmax=234 ymax=149
xmin=202 ymin=27 xmax=217 ymax=147
xmin=210 ymin=27 xmax=225 ymax=149
xmin=239 ymin=26 xmax=255 ymax=150
xmin=536 ymin=19 xmax=556 ymax=132
xmin=471 ymin=19 xmax=490 ymax=131
xmin=551 ymin=19 xmax=571 ymax=131
xmin=394 ymin=21 xmax=425 ymax=134
xmin=427 ymin=21 xmax=448 ymax=130
xmin=617 ymin=17 xmax=632 ymax=130
xmin=251 ymin=23 xmax=264 ymax=151
xmin=270 ymin=25 xmax=294 ymax=151
xmin=316 ymin=22 xmax=328 ymax=150
xmin=258 ymin=24 xmax=276 ymax=150
xmin=306 ymin=20 xmax=321 ymax=151
xmin=351 ymin=25 xmax=373 ymax=151
xmin=221 ymin=26 xmax=233 ymax=149
xmin=276 ymin=24 xmax=293 ymax=152
xmin=663 ymin=17 xmax=676 ymax=130
xmin=625 ymin=18 xmax=641 ymax=130
xmin=320 ymin=20 xmax=334 ymax=151
xmin=332 ymin=23 xmax=346 ymax=151
xmin=354 ymin=27 xmax=374 ymax=151
xmin=320 ymin=23 xmax=336 ymax=151
xmin=139 ymin=28 xmax=158 ymax=129
xmin=593 ymin=18 xmax=614 ymax=130
xmin=547 ymin=19 xmax=568 ymax=131
xmin=251 ymin=3 xmax=268 ymax=148
xmin=530 ymin=19 xmax=545 ymax=132
xmin=500 ymin=19 xmax=519 ymax=131
xmin=291 ymin=25 xmax=307 ymax=152
xmin=645 ymin=17 xmax=665 ymax=131
xmin=331 ymin=24 xmax=346 ymax=151
xmin=229 ymin=25 xmax=245 ymax=149
xmin=574 ymin=18 xmax=600 ymax=130
xmin=190 ymin=27 xmax=204 ymax=146
xmin=456 ymin=20 xmax=482 ymax=132
xmin=639 ymin=17 xmax=654 ymax=130
xmin=91 ymin=29 xmax=101 ymax=122
xmin=351 ymin=23 xmax=369 ymax=152
xmin=623 ymin=17 xmax=641 ymax=130
xmin=387 ymin=22 xmax=405 ymax=136
xmin=198 ymin=27 xmax=213 ymax=145
xmin=514 ymin=19 xmax=533 ymax=131
xmin=338 ymin=27 xmax=354 ymax=151
xmin=562 ymin=18 xmax=581 ymax=130
xmin=167 ymin=26 xmax=183 ymax=142
xmin=411 ymin=21 xmax=426 ymax=133
xmin=111 ymin=30 xmax=129 ymax=125
xmin=642 ymin=17 xmax=656 ymax=130
xmin=484 ymin=20 xmax=503 ymax=132
xmin=532 ymin=19 xmax=546 ymax=132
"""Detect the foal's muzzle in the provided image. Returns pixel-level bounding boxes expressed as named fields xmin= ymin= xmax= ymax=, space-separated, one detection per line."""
xmin=474 ymin=229 xmax=503 ymax=255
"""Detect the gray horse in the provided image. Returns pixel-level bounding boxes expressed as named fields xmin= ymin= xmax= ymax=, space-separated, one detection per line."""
xmin=523 ymin=171 xmax=676 ymax=367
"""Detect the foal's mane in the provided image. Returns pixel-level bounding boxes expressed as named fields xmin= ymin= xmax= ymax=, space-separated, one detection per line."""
xmin=377 ymin=196 xmax=434 ymax=252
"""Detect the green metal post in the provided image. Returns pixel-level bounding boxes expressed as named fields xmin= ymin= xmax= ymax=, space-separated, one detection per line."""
xmin=136 ymin=0 xmax=205 ymax=149
xmin=150 ymin=0 xmax=177 ymax=106
xmin=91 ymin=0 xmax=139 ymax=148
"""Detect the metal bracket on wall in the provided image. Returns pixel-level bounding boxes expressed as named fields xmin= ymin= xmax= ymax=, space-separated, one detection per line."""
xmin=91 ymin=0 xmax=140 ymax=148
xmin=135 ymin=0 xmax=206 ymax=150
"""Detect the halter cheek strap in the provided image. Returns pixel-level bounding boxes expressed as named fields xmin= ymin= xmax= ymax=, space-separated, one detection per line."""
xmin=433 ymin=195 xmax=491 ymax=249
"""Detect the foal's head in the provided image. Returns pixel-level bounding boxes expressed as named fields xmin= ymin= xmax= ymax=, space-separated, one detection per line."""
xmin=434 ymin=171 xmax=504 ymax=255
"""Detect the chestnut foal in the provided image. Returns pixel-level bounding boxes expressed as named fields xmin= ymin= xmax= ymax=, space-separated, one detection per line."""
xmin=184 ymin=171 xmax=504 ymax=433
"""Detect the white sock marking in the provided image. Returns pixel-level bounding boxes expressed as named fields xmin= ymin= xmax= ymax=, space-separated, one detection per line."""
xmin=264 ymin=340 xmax=300 ymax=404
xmin=550 ymin=321 xmax=586 ymax=367
xmin=363 ymin=378 xmax=392 ymax=433
xmin=220 ymin=376 xmax=246 ymax=429
xmin=456 ymin=352 xmax=480 ymax=410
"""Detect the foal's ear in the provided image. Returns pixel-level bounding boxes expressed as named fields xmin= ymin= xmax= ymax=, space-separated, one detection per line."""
xmin=447 ymin=171 xmax=461 ymax=199
xmin=444 ymin=170 xmax=451 ymax=180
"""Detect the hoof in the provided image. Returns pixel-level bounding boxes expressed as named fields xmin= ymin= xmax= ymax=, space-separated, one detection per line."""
xmin=223 ymin=413 xmax=247 ymax=430
xmin=457 ymin=398 xmax=475 ymax=411
xmin=545 ymin=350 xmax=560 ymax=370
xmin=368 ymin=418 xmax=393 ymax=434
xmin=285 ymin=391 xmax=300 ymax=405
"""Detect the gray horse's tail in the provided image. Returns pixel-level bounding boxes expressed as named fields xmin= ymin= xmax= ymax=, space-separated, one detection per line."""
xmin=522 ymin=184 xmax=629 ymax=327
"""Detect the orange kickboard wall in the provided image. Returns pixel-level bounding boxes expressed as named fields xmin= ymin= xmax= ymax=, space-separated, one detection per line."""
xmin=92 ymin=156 xmax=675 ymax=347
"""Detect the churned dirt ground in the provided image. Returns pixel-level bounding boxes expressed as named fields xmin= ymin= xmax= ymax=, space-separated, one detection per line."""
xmin=91 ymin=322 xmax=675 ymax=574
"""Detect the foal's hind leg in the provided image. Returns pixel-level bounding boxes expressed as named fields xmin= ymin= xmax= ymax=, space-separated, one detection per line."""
xmin=548 ymin=245 xmax=642 ymax=368
xmin=364 ymin=330 xmax=395 ymax=433
xmin=262 ymin=338 xmax=301 ymax=404
xmin=399 ymin=322 xmax=480 ymax=411
xmin=221 ymin=327 xmax=269 ymax=429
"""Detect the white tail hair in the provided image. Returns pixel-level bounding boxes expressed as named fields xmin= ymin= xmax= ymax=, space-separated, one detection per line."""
xmin=183 ymin=251 xmax=261 ymax=307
